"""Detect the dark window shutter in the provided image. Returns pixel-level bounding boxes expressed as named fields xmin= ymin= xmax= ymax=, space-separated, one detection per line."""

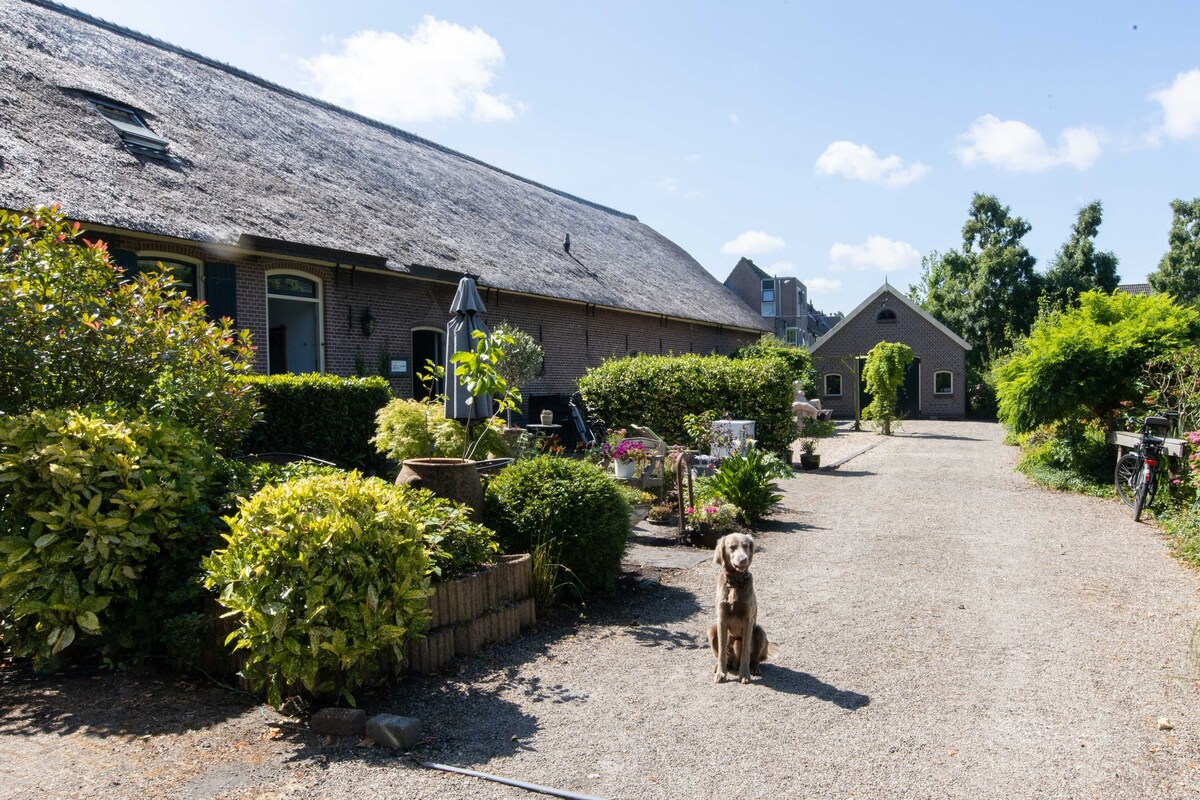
xmin=204 ymin=262 xmax=238 ymax=323
xmin=110 ymin=247 xmax=139 ymax=281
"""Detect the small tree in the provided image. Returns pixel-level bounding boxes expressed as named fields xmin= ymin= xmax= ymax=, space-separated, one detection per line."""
xmin=860 ymin=342 xmax=914 ymax=435
xmin=492 ymin=321 xmax=544 ymax=425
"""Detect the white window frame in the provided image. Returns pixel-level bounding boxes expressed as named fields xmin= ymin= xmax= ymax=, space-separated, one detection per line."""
xmin=266 ymin=270 xmax=324 ymax=375
xmin=136 ymin=251 xmax=203 ymax=300
xmin=934 ymin=370 xmax=954 ymax=395
xmin=824 ymin=373 xmax=842 ymax=396
xmin=784 ymin=327 xmax=798 ymax=345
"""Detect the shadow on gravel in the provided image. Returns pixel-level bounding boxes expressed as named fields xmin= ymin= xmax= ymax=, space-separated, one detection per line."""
xmin=898 ymin=432 xmax=983 ymax=442
xmin=815 ymin=469 xmax=876 ymax=478
xmin=0 ymin=660 xmax=252 ymax=738
xmin=760 ymin=665 xmax=870 ymax=709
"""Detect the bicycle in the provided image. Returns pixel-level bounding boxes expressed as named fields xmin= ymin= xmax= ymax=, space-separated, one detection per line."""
xmin=568 ymin=391 xmax=607 ymax=449
xmin=1114 ymin=412 xmax=1178 ymax=521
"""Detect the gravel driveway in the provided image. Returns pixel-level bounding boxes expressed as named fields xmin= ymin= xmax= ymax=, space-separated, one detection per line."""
xmin=2 ymin=420 xmax=1198 ymax=799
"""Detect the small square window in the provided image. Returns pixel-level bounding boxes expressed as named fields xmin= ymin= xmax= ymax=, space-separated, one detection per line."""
xmin=785 ymin=327 xmax=798 ymax=345
xmin=761 ymin=302 xmax=776 ymax=317
xmin=934 ymin=371 xmax=953 ymax=394
xmin=137 ymin=257 xmax=198 ymax=299
xmin=824 ymin=373 xmax=842 ymax=396
xmin=88 ymin=96 xmax=170 ymax=158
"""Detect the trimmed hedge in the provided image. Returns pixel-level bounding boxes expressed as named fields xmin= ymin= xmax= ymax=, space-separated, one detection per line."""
xmin=241 ymin=374 xmax=392 ymax=470
xmin=731 ymin=334 xmax=816 ymax=393
xmin=578 ymin=353 xmax=796 ymax=454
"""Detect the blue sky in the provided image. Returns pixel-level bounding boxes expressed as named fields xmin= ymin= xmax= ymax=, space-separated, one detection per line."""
xmin=65 ymin=0 xmax=1200 ymax=315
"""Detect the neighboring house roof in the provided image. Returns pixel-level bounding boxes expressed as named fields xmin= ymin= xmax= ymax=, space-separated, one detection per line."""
xmin=0 ymin=0 xmax=769 ymax=333
xmin=811 ymin=282 xmax=972 ymax=353
xmin=1117 ymin=283 xmax=1154 ymax=296
xmin=727 ymin=257 xmax=773 ymax=283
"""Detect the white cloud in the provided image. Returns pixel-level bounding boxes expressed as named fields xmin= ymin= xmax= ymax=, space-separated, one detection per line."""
xmin=829 ymin=236 xmax=921 ymax=272
xmin=729 ymin=113 xmax=739 ymax=125
xmin=814 ymin=141 xmax=930 ymax=188
xmin=805 ymin=277 xmax=842 ymax=295
xmin=659 ymin=178 xmax=679 ymax=193
xmin=300 ymin=16 xmax=521 ymax=124
xmin=767 ymin=260 xmax=798 ymax=275
xmin=1150 ymin=69 xmax=1200 ymax=142
xmin=721 ymin=230 xmax=785 ymax=255
xmin=955 ymin=115 xmax=1101 ymax=171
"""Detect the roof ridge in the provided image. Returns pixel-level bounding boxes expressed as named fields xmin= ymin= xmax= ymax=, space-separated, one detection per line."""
xmin=27 ymin=0 xmax=638 ymax=222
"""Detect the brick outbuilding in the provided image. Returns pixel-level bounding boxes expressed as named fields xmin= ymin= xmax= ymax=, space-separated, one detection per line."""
xmin=811 ymin=283 xmax=971 ymax=420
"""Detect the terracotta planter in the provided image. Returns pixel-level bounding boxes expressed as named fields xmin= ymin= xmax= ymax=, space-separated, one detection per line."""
xmin=799 ymin=453 xmax=821 ymax=470
xmin=397 ymin=458 xmax=484 ymax=522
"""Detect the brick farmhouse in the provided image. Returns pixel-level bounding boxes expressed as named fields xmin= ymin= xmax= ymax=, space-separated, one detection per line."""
xmin=811 ymin=283 xmax=971 ymax=419
xmin=0 ymin=0 xmax=769 ymax=421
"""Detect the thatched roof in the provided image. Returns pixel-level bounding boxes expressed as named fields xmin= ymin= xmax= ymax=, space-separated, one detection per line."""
xmin=0 ymin=0 xmax=768 ymax=332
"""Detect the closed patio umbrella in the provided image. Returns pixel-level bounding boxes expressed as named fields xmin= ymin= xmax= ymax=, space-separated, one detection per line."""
xmin=445 ymin=276 xmax=491 ymax=421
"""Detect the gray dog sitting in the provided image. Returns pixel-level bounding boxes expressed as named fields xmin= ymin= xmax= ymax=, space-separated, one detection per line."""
xmin=708 ymin=533 xmax=769 ymax=683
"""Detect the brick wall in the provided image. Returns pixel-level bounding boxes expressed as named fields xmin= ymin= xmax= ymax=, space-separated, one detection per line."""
xmin=105 ymin=233 xmax=762 ymax=400
xmin=812 ymin=289 xmax=968 ymax=419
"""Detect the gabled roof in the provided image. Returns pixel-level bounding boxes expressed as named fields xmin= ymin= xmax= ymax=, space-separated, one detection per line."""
xmin=810 ymin=282 xmax=972 ymax=353
xmin=1117 ymin=283 xmax=1154 ymax=296
xmin=726 ymin=257 xmax=772 ymax=283
xmin=0 ymin=0 xmax=770 ymax=333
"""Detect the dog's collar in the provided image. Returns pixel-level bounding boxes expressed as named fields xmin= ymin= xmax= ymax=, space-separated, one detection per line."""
xmin=723 ymin=568 xmax=751 ymax=586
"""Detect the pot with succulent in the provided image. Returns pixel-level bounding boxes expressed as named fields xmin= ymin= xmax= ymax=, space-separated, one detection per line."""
xmin=797 ymin=417 xmax=835 ymax=470
xmin=798 ymin=438 xmax=821 ymax=470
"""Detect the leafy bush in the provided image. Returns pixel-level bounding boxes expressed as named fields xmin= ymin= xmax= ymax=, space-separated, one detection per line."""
xmin=0 ymin=206 xmax=258 ymax=453
xmin=1015 ymin=419 xmax=1112 ymax=494
xmin=731 ymin=334 xmax=816 ymax=393
xmin=995 ymin=291 xmax=1200 ymax=434
xmin=706 ymin=449 xmax=783 ymax=524
xmin=373 ymin=397 xmax=511 ymax=464
xmin=483 ymin=456 xmax=629 ymax=601
xmin=493 ymin=322 xmax=544 ymax=397
xmin=0 ymin=409 xmax=219 ymax=667
xmin=579 ymin=353 xmax=795 ymax=454
xmin=1143 ymin=345 xmax=1200 ymax=433
xmin=203 ymin=472 xmax=431 ymax=707
xmin=242 ymin=374 xmax=392 ymax=471
xmin=392 ymin=485 xmax=499 ymax=580
xmin=861 ymin=342 xmax=915 ymax=435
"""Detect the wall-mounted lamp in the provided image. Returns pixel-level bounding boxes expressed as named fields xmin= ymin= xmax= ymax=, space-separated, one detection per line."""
xmin=360 ymin=307 xmax=376 ymax=337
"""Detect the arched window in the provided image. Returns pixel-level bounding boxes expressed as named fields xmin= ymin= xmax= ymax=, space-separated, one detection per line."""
xmin=411 ymin=326 xmax=445 ymax=400
xmin=266 ymin=272 xmax=322 ymax=375
xmin=876 ymin=308 xmax=897 ymax=322
xmin=934 ymin=370 xmax=953 ymax=395
xmin=824 ymin=373 xmax=842 ymax=396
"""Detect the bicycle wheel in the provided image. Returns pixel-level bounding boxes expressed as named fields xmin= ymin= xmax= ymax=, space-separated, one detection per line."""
xmin=1114 ymin=452 xmax=1142 ymax=508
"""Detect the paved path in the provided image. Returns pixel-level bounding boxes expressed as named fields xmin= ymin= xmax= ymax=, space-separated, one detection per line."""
xmin=2 ymin=421 xmax=1198 ymax=799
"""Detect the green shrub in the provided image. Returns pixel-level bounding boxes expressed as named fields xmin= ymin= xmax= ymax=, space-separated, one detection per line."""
xmin=706 ymin=449 xmax=784 ymax=524
xmin=579 ymin=353 xmax=795 ymax=454
xmin=0 ymin=408 xmax=219 ymax=667
xmin=203 ymin=472 xmax=431 ymax=707
xmin=392 ymin=485 xmax=499 ymax=580
xmin=1015 ymin=419 xmax=1112 ymax=495
xmin=731 ymin=334 xmax=816 ymax=393
xmin=0 ymin=206 xmax=258 ymax=453
xmin=374 ymin=397 xmax=510 ymax=465
xmin=241 ymin=374 xmax=392 ymax=471
xmin=483 ymin=456 xmax=629 ymax=601
xmin=995 ymin=291 xmax=1200 ymax=434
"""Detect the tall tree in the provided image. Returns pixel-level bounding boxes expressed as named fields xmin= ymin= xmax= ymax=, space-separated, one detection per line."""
xmin=1043 ymin=200 xmax=1119 ymax=306
xmin=910 ymin=193 xmax=1040 ymax=367
xmin=1149 ymin=198 xmax=1200 ymax=306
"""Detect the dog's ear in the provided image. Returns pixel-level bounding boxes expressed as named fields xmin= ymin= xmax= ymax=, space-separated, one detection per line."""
xmin=745 ymin=535 xmax=755 ymax=555
xmin=712 ymin=536 xmax=728 ymax=568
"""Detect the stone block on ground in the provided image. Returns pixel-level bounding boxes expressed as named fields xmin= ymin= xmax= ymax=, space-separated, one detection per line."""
xmin=366 ymin=714 xmax=422 ymax=749
xmin=310 ymin=707 xmax=366 ymax=737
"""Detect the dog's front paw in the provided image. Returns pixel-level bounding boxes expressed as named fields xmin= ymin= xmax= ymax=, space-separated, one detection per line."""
xmin=714 ymin=672 xmax=727 ymax=684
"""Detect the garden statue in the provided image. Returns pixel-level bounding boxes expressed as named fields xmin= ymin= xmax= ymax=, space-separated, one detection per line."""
xmin=792 ymin=380 xmax=822 ymax=422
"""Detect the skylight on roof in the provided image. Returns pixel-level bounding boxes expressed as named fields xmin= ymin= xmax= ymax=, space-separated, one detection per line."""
xmin=87 ymin=96 xmax=170 ymax=158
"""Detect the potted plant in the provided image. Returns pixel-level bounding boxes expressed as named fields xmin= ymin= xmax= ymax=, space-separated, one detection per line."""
xmin=611 ymin=438 xmax=649 ymax=479
xmin=798 ymin=437 xmax=820 ymax=470
xmin=685 ymin=503 xmax=738 ymax=548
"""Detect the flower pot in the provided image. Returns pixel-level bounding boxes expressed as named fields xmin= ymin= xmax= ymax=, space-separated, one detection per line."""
xmin=614 ymin=459 xmax=637 ymax=479
xmin=799 ymin=453 xmax=821 ymax=470
xmin=397 ymin=458 xmax=484 ymax=522
xmin=540 ymin=409 xmax=554 ymax=426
